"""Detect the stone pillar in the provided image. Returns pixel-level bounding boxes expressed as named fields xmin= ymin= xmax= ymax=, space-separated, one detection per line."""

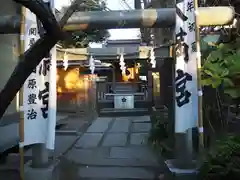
xmin=157 ymin=58 xmax=166 ymax=109
xmin=112 ymin=66 xmax=116 ymax=93
xmin=147 ymin=70 xmax=153 ymax=109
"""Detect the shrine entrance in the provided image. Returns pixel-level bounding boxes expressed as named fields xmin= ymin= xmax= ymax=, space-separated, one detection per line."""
xmin=0 ymin=0 xmax=235 ymax=180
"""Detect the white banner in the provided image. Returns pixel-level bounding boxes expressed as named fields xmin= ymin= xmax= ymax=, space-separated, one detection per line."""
xmin=175 ymin=0 xmax=198 ymax=133
xmin=23 ymin=0 xmax=56 ymax=149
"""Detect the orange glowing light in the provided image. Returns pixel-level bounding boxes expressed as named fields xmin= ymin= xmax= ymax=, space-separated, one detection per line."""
xmin=57 ymin=68 xmax=85 ymax=93
xmin=121 ymin=67 xmax=137 ymax=81
xmin=57 ymin=67 xmax=96 ymax=103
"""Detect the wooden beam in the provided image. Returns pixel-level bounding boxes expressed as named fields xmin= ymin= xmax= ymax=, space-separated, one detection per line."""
xmin=56 ymin=48 xmax=87 ymax=61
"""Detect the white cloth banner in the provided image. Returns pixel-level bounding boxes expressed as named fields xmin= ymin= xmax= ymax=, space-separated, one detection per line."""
xmin=23 ymin=0 xmax=56 ymax=149
xmin=175 ymin=0 xmax=198 ymax=133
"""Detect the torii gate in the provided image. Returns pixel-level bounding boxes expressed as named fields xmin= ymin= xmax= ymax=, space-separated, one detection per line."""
xmin=0 ymin=0 xmax=235 ymax=179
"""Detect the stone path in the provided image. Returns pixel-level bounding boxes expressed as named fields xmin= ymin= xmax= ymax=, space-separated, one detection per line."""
xmin=0 ymin=114 xmax=69 ymax=154
xmin=62 ymin=116 xmax=165 ymax=180
xmin=0 ymin=114 xmax=94 ymax=180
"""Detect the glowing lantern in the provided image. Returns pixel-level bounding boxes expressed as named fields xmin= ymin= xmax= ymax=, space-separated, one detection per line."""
xmin=150 ymin=48 xmax=156 ymax=68
xmin=89 ymin=55 xmax=95 ymax=74
xmin=119 ymin=54 xmax=126 ymax=74
xmin=63 ymin=52 xmax=68 ymax=71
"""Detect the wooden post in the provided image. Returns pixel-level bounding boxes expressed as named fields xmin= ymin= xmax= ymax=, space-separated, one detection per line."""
xmin=194 ymin=0 xmax=204 ymax=150
xmin=112 ymin=65 xmax=116 ymax=93
xmin=19 ymin=6 xmax=26 ymax=180
xmin=147 ymin=71 xmax=153 ymax=109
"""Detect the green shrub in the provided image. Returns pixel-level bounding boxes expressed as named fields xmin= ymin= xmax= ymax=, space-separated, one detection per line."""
xmin=149 ymin=120 xmax=168 ymax=143
xmin=149 ymin=111 xmax=169 ymax=143
xmin=198 ymin=134 xmax=240 ymax=180
xmin=202 ymin=40 xmax=240 ymax=99
xmin=149 ymin=110 xmax=173 ymax=157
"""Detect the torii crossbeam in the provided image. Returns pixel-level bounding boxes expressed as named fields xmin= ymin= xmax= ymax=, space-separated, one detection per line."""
xmin=0 ymin=7 xmax=235 ymax=33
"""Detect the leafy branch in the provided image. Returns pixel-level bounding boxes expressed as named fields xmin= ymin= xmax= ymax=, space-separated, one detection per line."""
xmin=58 ymin=0 xmax=110 ymax=48
xmin=201 ymin=38 xmax=240 ymax=98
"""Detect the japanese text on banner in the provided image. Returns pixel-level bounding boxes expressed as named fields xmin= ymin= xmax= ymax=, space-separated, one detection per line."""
xmin=175 ymin=0 xmax=198 ymax=133
xmin=23 ymin=1 xmax=55 ymax=147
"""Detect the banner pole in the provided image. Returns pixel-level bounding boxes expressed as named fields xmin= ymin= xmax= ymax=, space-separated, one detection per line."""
xmin=19 ymin=5 xmax=26 ymax=180
xmin=194 ymin=0 xmax=204 ymax=150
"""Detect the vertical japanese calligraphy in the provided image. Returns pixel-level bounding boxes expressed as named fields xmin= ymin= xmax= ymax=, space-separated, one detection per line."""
xmin=24 ymin=24 xmax=39 ymax=121
xmin=38 ymin=82 xmax=49 ymax=119
xmin=24 ymin=21 xmax=51 ymax=120
xmin=185 ymin=0 xmax=197 ymax=53
xmin=175 ymin=69 xmax=192 ymax=107
xmin=175 ymin=0 xmax=198 ymax=133
xmin=39 ymin=57 xmax=51 ymax=76
xmin=22 ymin=0 xmax=56 ymax=148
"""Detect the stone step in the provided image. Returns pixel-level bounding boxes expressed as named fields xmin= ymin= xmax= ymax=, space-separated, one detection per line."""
xmin=99 ymin=108 xmax=149 ymax=117
xmin=65 ymin=147 xmax=160 ymax=168
xmin=100 ymin=108 xmax=148 ymax=113
xmin=109 ymin=147 xmax=157 ymax=161
xmin=24 ymin=135 xmax=80 ymax=158
xmin=77 ymin=166 xmax=157 ymax=179
xmin=55 ymin=130 xmax=81 ymax=136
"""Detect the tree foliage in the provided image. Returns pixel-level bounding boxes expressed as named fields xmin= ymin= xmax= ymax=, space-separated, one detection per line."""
xmin=198 ymin=134 xmax=240 ymax=180
xmin=59 ymin=0 xmax=110 ymax=48
xmin=201 ymin=38 xmax=240 ymax=98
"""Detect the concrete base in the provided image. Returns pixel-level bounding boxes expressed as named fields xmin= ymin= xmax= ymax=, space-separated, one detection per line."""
xmin=165 ymin=159 xmax=198 ymax=179
xmin=24 ymin=159 xmax=60 ymax=180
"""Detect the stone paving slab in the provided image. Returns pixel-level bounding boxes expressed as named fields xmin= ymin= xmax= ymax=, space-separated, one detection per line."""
xmin=75 ymin=133 xmax=103 ymax=148
xmin=109 ymin=147 xmax=158 ymax=163
xmin=115 ymin=117 xmax=131 ymax=120
xmin=0 ymin=123 xmax=19 ymax=152
xmin=78 ymin=167 xmax=155 ymax=179
xmin=65 ymin=148 xmax=159 ymax=167
xmin=66 ymin=148 xmax=109 ymax=160
xmin=130 ymin=133 xmax=149 ymax=145
xmin=132 ymin=122 xmax=151 ymax=133
xmin=102 ymin=133 xmax=127 ymax=147
xmin=87 ymin=118 xmax=112 ymax=133
xmin=25 ymin=135 xmax=79 ymax=158
xmin=109 ymin=118 xmax=130 ymax=133
xmin=132 ymin=116 xmax=151 ymax=123
xmin=56 ymin=115 xmax=68 ymax=121
xmin=58 ymin=116 xmax=163 ymax=180
xmin=57 ymin=118 xmax=88 ymax=131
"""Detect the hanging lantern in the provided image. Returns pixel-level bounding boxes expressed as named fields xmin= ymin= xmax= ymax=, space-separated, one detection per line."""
xmin=89 ymin=55 xmax=95 ymax=74
xmin=119 ymin=54 xmax=126 ymax=74
xmin=63 ymin=52 xmax=68 ymax=71
xmin=150 ymin=48 xmax=156 ymax=68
